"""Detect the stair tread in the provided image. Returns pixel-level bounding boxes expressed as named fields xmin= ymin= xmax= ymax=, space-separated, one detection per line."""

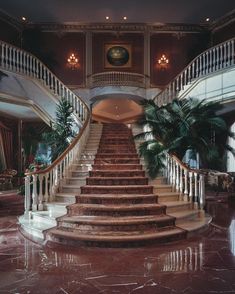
xmin=82 ymin=185 xmax=153 ymax=188
xmin=169 ymin=209 xmax=198 ymax=218
xmin=61 ymin=214 xmax=174 ymax=224
xmin=50 ymin=226 xmax=185 ymax=241
xmin=70 ymin=203 xmax=164 ymax=210
xmin=78 ymin=193 xmax=156 ymax=198
xmin=177 ymin=216 xmax=211 ymax=231
xmin=159 ymin=200 xmax=190 ymax=207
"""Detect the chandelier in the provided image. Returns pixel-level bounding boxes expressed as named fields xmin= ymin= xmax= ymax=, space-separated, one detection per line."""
xmin=67 ymin=53 xmax=80 ymax=70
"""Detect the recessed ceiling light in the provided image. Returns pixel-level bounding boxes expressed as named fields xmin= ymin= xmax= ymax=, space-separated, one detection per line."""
xmin=205 ymin=17 xmax=210 ymax=22
xmin=105 ymin=16 xmax=110 ymax=20
xmin=123 ymin=16 xmax=127 ymax=20
xmin=21 ymin=16 xmax=26 ymax=21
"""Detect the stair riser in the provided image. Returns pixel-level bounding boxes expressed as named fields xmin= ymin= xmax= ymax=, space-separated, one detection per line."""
xmin=94 ymin=159 xmax=140 ymax=164
xmin=46 ymin=230 xmax=187 ymax=248
xmin=61 ymin=187 xmax=81 ymax=193
xmin=81 ymin=186 xmax=153 ymax=194
xmin=58 ymin=220 xmax=175 ymax=232
xmin=66 ymin=179 xmax=86 ymax=185
xmin=77 ymin=160 xmax=94 ymax=164
xmin=154 ymin=187 xmax=173 ymax=193
xmin=149 ymin=178 xmax=166 ymax=185
xmin=55 ymin=195 xmax=76 ymax=204
xmin=89 ymin=171 xmax=145 ymax=177
xmin=76 ymin=195 xmax=157 ymax=205
xmin=95 ymin=154 xmax=138 ymax=158
xmin=68 ymin=207 xmax=165 ymax=217
xmin=86 ymin=178 xmax=148 ymax=185
xmin=158 ymin=194 xmax=180 ymax=202
xmin=98 ymin=149 xmax=136 ymax=154
xmin=166 ymin=203 xmax=192 ymax=213
xmin=71 ymin=171 xmax=89 ymax=177
xmin=92 ymin=164 xmax=143 ymax=170
xmin=32 ymin=214 xmax=57 ymax=227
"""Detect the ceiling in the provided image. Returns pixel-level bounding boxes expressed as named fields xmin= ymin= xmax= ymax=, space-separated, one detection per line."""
xmin=1 ymin=0 xmax=234 ymax=24
xmin=92 ymin=98 xmax=143 ymax=123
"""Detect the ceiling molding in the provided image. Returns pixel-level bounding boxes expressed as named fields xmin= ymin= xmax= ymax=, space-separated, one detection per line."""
xmin=26 ymin=22 xmax=208 ymax=34
xmin=0 ymin=9 xmax=23 ymax=32
xmin=210 ymin=9 xmax=235 ymax=32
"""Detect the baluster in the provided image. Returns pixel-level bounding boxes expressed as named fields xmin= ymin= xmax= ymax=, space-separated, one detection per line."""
xmin=192 ymin=62 xmax=195 ymax=80
xmin=12 ymin=48 xmax=16 ymax=71
xmin=202 ymin=53 xmax=206 ymax=75
xmin=227 ymin=41 xmax=231 ymax=66
xmin=188 ymin=65 xmax=191 ymax=82
xmin=184 ymin=169 xmax=189 ymax=201
xmin=189 ymin=172 xmax=193 ymax=204
xmin=223 ymin=43 xmax=227 ymax=67
xmin=38 ymin=174 xmax=44 ymax=211
xmin=172 ymin=160 xmax=176 ymax=190
xmin=212 ymin=48 xmax=216 ymax=71
xmin=175 ymin=162 xmax=179 ymax=191
xmin=199 ymin=55 xmax=202 ymax=76
xmin=205 ymin=51 xmax=208 ymax=74
xmin=24 ymin=175 xmax=31 ymax=217
xmin=194 ymin=173 xmax=199 ymax=209
xmin=199 ymin=174 xmax=205 ymax=216
xmin=179 ymin=166 xmax=183 ymax=196
xmin=44 ymin=173 xmax=49 ymax=204
xmin=219 ymin=45 xmax=223 ymax=69
xmin=32 ymin=174 xmax=38 ymax=211
xmin=49 ymin=170 xmax=53 ymax=201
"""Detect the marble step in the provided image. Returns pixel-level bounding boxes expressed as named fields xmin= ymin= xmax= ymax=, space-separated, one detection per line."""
xmin=47 ymin=226 xmax=186 ymax=247
xmin=94 ymin=158 xmax=140 ymax=164
xmin=58 ymin=214 xmax=176 ymax=232
xmin=31 ymin=211 xmax=62 ymax=226
xmin=89 ymin=170 xmax=145 ymax=177
xmin=162 ymin=201 xmax=192 ymax=213
xmin=68 ymin=203 xmax=166 ymax=217
xmin=66 ymin=177 xmax=87 ymax=185
xmin=76 ymin=193 xmax=158 ymax=205
xmin=77 ymin=159 xmax=94 ymax=164
xmin=98 ymin=148 xmax=137 ymax=153
xmin=44 ymin=202 xmax=68 ymax=215
xmin=54 ymin=192 xmax=76 ymax=203
xmin=157 ymin=191 xmax=180 ymax=202
xmin=178 ymin=215 xmax=212 ymax=237
xmin=92 ymin=164 xmax=143 ymax=170
xmin=86 ymin=176 xmax=148 ymax=186
xmin=153 ymin=184 xmax=173 ymax=193
xmin=149 ymin=177 xmax=167 ymax=185
xmin=19 ymin=215 xmax=53 ymax=240
xmin=60 ymin=184 xmax=81 ymax=193
xmin=80 ymin=185 xmax=153 ymax=194
xmin=71 ymin=170 xmax=90 ymax=177
xmin=169 ymin=209 xmax=200 ymax=224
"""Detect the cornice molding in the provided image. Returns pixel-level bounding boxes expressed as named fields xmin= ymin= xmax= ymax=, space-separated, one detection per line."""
xmin=210 ymin=9 xmax=235 ymax=32
xmin=0 ymin=9 xmax=23 ymax=32
xmin=26 ymin=22 xmax=208 ymax=34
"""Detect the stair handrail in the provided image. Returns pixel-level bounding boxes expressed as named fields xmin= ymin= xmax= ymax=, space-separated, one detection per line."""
xmin=154 ymin=37 xmax=235 ymax=106
xmin=0 ymin=40 xmax=87 ymax=124
xmin=24 ymin=107 xmax=90 ymax=214
xmin=164 ymin=153 xmax=205 ymax=212
xmin=0 ymin=40 xmax=90 ymax=215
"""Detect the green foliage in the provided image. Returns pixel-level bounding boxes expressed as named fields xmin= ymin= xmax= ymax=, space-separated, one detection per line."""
xmin=136 ymin=98 xmax=235 ymax=177
xmin=42 ymin=98 xmax=75 ymax=162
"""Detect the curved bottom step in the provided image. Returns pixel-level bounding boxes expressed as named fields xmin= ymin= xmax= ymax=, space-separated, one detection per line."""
xmin=46 ymin=227 xmax=187 ymax=248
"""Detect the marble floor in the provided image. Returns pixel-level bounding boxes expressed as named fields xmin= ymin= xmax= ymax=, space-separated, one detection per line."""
xmin=0 ymin=199 xmax=235 ymax=294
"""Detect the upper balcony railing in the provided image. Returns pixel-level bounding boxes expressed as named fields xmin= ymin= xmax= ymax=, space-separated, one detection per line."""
xmin=0 ymin=41 xmax=88 ymax=124
xmin=154 ymin=38 xmax=235 ymax=106
xmin=89 ymin=71 xmax=147 ymax=88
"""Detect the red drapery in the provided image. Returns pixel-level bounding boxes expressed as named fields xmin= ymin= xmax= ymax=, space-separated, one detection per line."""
xmin=0 ymin=122 xmax=13 ymax=169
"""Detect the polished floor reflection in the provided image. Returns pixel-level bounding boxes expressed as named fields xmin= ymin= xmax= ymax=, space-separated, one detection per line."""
xmin=0 ymin=200 xmax=235 ymax=294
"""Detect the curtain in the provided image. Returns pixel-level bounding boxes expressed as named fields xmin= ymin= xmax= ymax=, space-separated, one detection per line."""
xmin=0 ymin=131 xmax=7 ymax=171
xmin=0 ymin=122 xmax=13 ymax=169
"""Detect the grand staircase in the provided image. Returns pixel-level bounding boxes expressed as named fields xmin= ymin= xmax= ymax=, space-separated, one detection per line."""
xmin=45 ymin=123 xmax=201 ymax=247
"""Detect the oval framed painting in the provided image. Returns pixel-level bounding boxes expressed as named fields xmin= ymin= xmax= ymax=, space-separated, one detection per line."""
xmin=104 ymin=44 xmax=132 ymax=68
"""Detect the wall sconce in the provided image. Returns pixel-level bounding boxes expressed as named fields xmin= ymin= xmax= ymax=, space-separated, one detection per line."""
xmin=157 ymin=54 xmax=169 ymax=69
xmin=67 ymin=53 xmax=80 ymax=70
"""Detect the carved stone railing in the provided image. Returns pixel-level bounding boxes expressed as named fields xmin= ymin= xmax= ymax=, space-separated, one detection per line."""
xmin=89 ymin=71 xmax=147 ymax=88
xmin=0 ymin=40 xmax=90 ymax=215
xmin=154 ymin=38 xmax=235 ymax=106
xmin=0 ymin=41 xmax=88 ymax=124
xmin=165 ymin=153 xmax=205 ymax=213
